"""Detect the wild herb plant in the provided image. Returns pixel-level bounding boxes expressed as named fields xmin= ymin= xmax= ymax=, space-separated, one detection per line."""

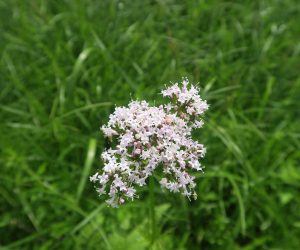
xmin=91 ymin=80 xmax=208 ymax=207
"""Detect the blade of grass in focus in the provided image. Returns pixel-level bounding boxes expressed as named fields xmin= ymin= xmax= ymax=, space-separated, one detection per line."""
xmin=76 ymin=138 xmax=97 ymax=203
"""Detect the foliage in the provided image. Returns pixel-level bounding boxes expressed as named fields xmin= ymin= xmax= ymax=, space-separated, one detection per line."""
xmin=0 ymin=0 xmax=299 ymax=249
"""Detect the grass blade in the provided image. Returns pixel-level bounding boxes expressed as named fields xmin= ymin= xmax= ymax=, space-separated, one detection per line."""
xmin=76 ymin=138 xmax=97 ymax=203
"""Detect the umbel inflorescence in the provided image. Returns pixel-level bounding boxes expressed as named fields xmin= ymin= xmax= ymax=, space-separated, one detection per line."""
xmin=90 ymin=79 xmax=209 ymax=207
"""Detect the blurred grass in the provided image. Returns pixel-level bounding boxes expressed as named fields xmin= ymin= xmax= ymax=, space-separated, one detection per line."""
xmin=0 ymin=0 xmax=300 ymax=249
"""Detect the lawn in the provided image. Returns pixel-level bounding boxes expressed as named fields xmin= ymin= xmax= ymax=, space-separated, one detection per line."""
xmin=0 ymin=0 xmax=300 ymax=249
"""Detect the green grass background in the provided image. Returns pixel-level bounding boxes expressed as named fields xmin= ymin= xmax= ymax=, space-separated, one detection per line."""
xmin=1 ymin=0 xmax=300 ymax=249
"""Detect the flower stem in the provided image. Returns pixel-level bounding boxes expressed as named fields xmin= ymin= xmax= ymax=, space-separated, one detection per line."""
xmin=149 ymin=176 xmax=156 ymax=246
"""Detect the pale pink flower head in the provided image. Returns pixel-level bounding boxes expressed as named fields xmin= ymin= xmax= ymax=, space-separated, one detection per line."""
xmin=91 ymin=78 xmax=209 ymax=207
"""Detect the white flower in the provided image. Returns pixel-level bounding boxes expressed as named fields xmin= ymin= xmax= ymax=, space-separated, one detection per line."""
xmin=90 ymin=173 xmax=99 ymax=182
xmin=98 ymin=174 xmax=109 ymax=184
xmin=96 ymin=186 xmax=106 ymax=195
xmin=126 ymin=187 xmax=136 ymax=199
xmin=90 ymin=78 xmax=208 ymax=207
xmin=160 ymin=178 xmax=168 ymax=187
xmin=101 ymin=127 xmax=118 ymax=137
xmin=120 ymin=132 xmax=134 ymax=147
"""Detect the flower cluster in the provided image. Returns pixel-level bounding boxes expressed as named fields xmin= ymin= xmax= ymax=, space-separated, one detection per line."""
xmin=90 ymin=79 xmax=208 ymax=207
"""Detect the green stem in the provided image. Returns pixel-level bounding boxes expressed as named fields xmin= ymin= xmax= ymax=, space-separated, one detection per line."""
xmin=149 ymin=176 xmax=156 ymax=246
